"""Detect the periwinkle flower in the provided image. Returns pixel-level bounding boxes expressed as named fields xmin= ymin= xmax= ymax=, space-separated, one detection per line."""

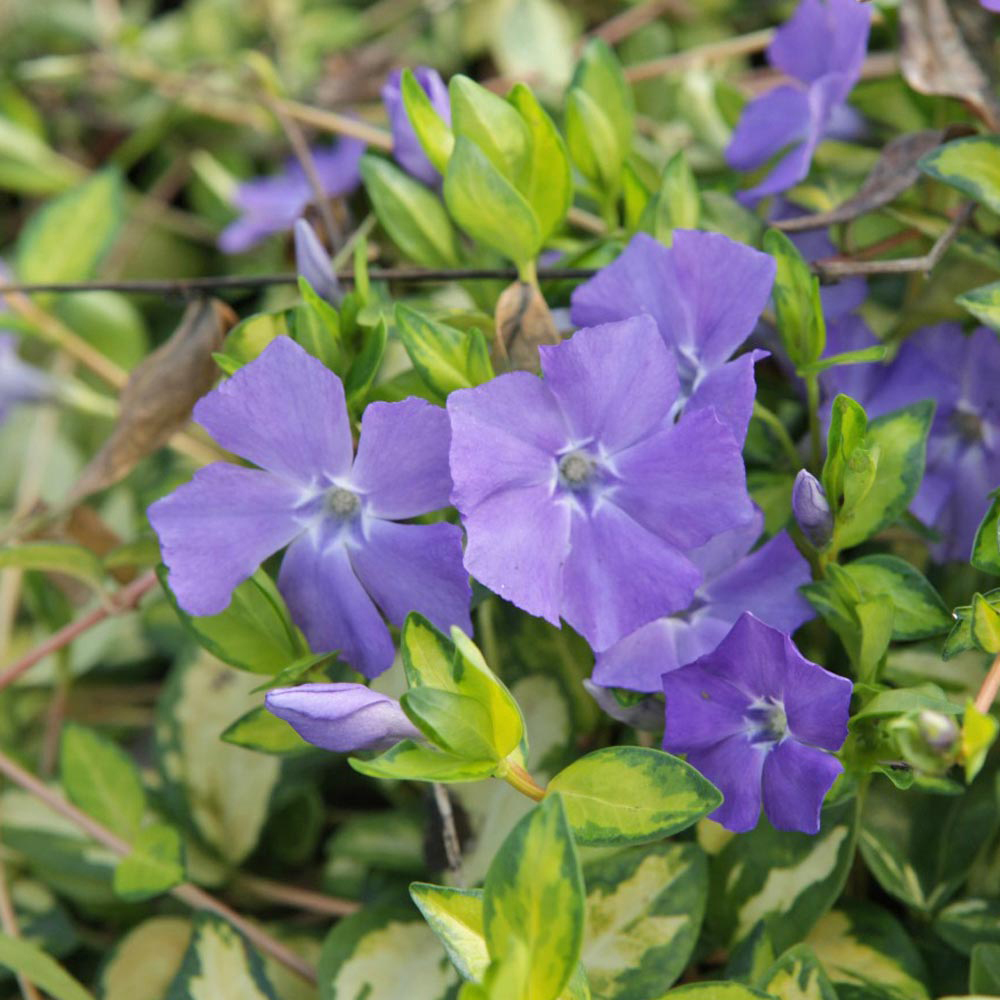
xmin=726 ymin=0 xmax=871 ymax=203
xmin=265 ymin=682 xmax=422 ymax=752
xmin=149 ymin=337 xmax=471 ymax=678
xmin=570 ymin=231 xmax=776 ymax=441
xmin=382 ymin=67 xmax=451 ymax=185
xmin=448 ymin=316 xmax=756 ymax=652
xmin=0 ymin=334 xmax=56 ymax=423
xmin=219 ymin=139 xmax=365 ymax=254
xmin=984 ymin=0 xmax=1000 ymax=11
xmin=663 ymin=613 xmax=852 ymax=834
xmin=822 ymin=323 xmax=1000 ymax=561
xmin=792 ymin=470 xmax=833 ymax=548
xmin=294 ymin=219 xmax=340 ymax=304
xmin=593 ymin=510 xmax=814 ymax=693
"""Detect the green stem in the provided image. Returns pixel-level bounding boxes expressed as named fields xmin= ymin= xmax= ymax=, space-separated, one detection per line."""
xmin=805 ymin=374 xmax=822 ymax=472
xmin=752 ymin=401 xmax=801 ymax=470
xmin=517 ymin=257 xmax=539 ymax=288
xmin=500 ymin=759 xmax=546 ymax=801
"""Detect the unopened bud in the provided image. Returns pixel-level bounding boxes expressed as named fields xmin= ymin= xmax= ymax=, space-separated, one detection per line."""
xmin=294 ymin=219 xmax=340 ymax=305
xmin=792 ymin=469 xmax=833 ymax=548
xmin=916 ymin=710 xmax=960 ymax=754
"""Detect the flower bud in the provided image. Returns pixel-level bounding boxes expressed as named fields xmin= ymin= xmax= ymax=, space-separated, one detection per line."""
xmin=381 ymin=67 xmax=450 ymax=186
xmin=294 ymin=219 xmax=340 ymax=305
xmin=265 ymin=682 xmax=422 ymax=753
xmin=792 ymin=469 xmax=833 ymax=548
xmin=916 ymin=710 xmax=960 ymax=754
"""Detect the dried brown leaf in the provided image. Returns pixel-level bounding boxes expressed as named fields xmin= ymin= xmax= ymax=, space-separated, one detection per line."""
xmin=899 ymin=0 xmax=1000 ymax=131
xmin=776 ymin=126 xmax=975 ymax=232
xmin=493 ymin=281 xmax=561 ymax=373
xmin=68 ymin=298 xmax=235 ymax=504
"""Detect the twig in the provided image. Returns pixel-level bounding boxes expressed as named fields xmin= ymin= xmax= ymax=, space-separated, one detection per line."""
xmin=275 ymin=98 xmax=393 ymax=151
xmin=583 ymin=0 xmax=692 ymax=51
xmin=814 ymin=203 xmax=974 ymax=279
xmin=0 ymin=570 xmax=158 ymax=692
xmin=976 ymin=651 xmax=1000 ymax=715
xmin=432 ymin=783 xmax=464 ymax=886
xmin=234 ymin=873 xmax=360 ymax=917
xmin=0 ymin=748 xmax=317 ymax=984
xmin=0 ymin=845 xmax=43 ymax=1000
xmin=623 ymin=28 xmax=775 ymax=82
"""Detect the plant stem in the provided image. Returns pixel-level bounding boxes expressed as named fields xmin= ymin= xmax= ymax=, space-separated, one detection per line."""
xmin=975 ymin=651 xmax=1000 ymax=715
xmin=0 ymin=748 xmax=317 ymax=984
xmin=751 ymin=401 xmax=801 ymax=470
xmin=805 ymin=374 xmax=823 ymax=472
xmin=0 ymin=846 xmax=43 ymax=1000
xmin=518 ymin=258 xmax=539 ymax=288
xmin=501 ymin=760 xmax=547 ymax=802
xmin=233 ymin=873 xmax=359 ymax=917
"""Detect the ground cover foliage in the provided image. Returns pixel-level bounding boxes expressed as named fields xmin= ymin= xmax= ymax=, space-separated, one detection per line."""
xmin=3 ymin=0 xmax=1000 ymax=998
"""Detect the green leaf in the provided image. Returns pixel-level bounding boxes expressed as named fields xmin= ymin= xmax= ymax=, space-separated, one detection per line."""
xmin=401 ymin=688 xmax=501 ymax=761
xmin=483 ymin=795 xmax=584 ymax=1000
xmin=318 ymin=901 xmax=457 ymax=1000
xmin=401 ymin=68 xmax=454 ymax=175
xmin=345 ymin=317 xmax=388 ymax=406
xmin=395 ymin=304 xmax=494 ymax=399
xmin=972 ymin=943 xmax=1000 ymax=994
xmin=851 ymin=683 xmax=962 ymax=722
xmin=507 ymin=84 xmax=572 ymax=242
xmin=59 ymin=724 xmax=145 ymax=841
xmin=571 ymin=39 xmax=634 ymax=157
xmin=0 ymin=541 xmax=105 ymax=591
xmin=444 ymin=137 xmax=541 ymax=266
xmin=157 ymin=566 xmax=304 ymax=675
xmin=289 ymin=277 xmax=344 ymax=373
xmin=963 ymin=701 xmax=999 ymax=782
xmin=360 ymin=155 xmax=459 ymax=267
xmin=936 ymin=898 xmax=1000 ymax=955
xmin=833 ymin=402 xmax=934 ymax=552
xmin=971 ymin=491 xmax=1000 ymax=574
xmin=765 ymin=228 xmax=825 ymax=368
xmin=113 ymin=824 xmax=185 ymax=901
xmin=972 ymin=593 xmax=1000 ymax=653
xmin=919 ymin=135 xmax=1000 ymax=215
xmin=795 ymin=345 xmax=888 ymax=376
xmin=822 ymin=394 xmax=868 ymax=519
xmin=220 ymin=705 xmax=312 ymax=756
xmin=411 ymin=884 xmax=490 ymax=982
xmin=664 ymin=985 xmax=771 ymax=998
xmin=449 ymin=75 xmax=531 ymax=186
xmin=165 ymin=914 xmax=276 ymax=1000
xmin=565 ymin=89 xmax=622 ymax=192
xmin=639 ymin=151 xmax=701 ymax=244
xmin=707 ymin=799 xmax=858 ymax=953
xmin=215 ymin=313 xmax=286 ymax=374
xmin=757 ymin=944 xmax=838 ymax=1000
xmin=958 ymin=280 xmax=1000 ymax=333
xmin=582 ymin=841 xmax=707 ymax=998
xmin=349 ymin=741 xmax=498 ymax=783
xmin=548 ymin=746 xmax=721 ymax=846
xmin=0 ymin=114 xmax=82 ymax=195
xmin=16 ymin=168 xmax=123 ymax=284
xmin=840 ymin=555 xmax=951 ymax=641
xmin=99 ymin=917 xmax=192 ymax=1000
xmin=0 ymin=932 xmax=93 ymax=1000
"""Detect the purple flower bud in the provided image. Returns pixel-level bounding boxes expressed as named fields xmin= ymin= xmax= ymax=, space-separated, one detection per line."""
xmin=265 ymin=682 xmax=423 ymax=753
xmin=382 ymin=67 xmax=451 ymax=186
xmin=792 ymin=469 xmax=833 ymax=548
xmin=294 ymin=219 xmax=340 ymax=305
xmin=916 ymin=710 xmax=959 ymax=754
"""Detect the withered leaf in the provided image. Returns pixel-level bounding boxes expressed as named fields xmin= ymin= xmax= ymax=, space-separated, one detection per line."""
xmin=68 ymin=298 xmax=235 ymax=504
xmin=776 ymin=126 xmax=975 ymax=232
xmin=493 ymin=281 xmax=561 ymax=373
xmin=900 ymin=0 xmax=1000 ymax=131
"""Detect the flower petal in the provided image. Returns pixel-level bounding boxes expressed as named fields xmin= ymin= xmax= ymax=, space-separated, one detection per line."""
xmin=767 ymin=0 xmax=870 ymax=88
xmin=782 ymin=651 xmax=853 ymax=751
xmin=685 ymin=351 xmax=766 ymax=443
xmin=148 ymin=464 xmax=303 ymax=617
xmin=459 ymin=483 xmax=571 ymax=625
xmin=688 ymin=735 xmax=766 ymax=834
xmin=539 ymin=317 xmax=679 ymax=452
xmin=351 ymin=398 xmax=453 ymax=518
xmin=382 ymin=67 xmax=449 ymax=185
xmin=761 ymin=739 xmax=843 ymax=834
xmin=349 ymin=519 xmax=472 ymax=633
xmin=278 ymin=532 xmax=394 ymax=678
xmin=561 ymin=502 xmax=702 ymax=650
xmin=726 ymin=86 xmax=812 ymax=173
xmin=612 ymin=407 xmax=755 ymax=552
xmin=662 ymin=662 xmax=750 ymax=752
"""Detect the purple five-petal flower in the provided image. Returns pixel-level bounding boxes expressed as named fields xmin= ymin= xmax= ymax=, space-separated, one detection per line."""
xmin=219 ymin=140 xmax=365 ymax=254
xmin=593 ymin=510 xmax=814 ymax=692
xmin=149 ymin=337 xmax=471 ymax=677
xmin=382 ymin=67 xmax=451 ymax=186
xmin=822 ymin=322 xmax=1000 ymax=561
xmin=663 ymin=613 xmax=852 ymax=834
xmin=726 ymin=0 xmax=871 ymax=203
xmin=570 ymin=231 xmax=775 ymax=442
xmin=448 ymin=316 xmax=756 ymax=652
xmin=265 ymin=682 xmax=422 ymax=752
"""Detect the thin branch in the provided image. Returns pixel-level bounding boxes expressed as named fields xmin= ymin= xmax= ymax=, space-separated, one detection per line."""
xmin=0 ymin=748 xmax=317 ymax=984
xmin=623 ymin=28 xmax=775 ymax=82
xmin=0 ymin=570 xmax=158 ymax=692
xmin=976 ymin=651 xmax=1000 ymax=715
xmin=432 ymin=783 xmax=464 ymax=887
xmin=0 ymin=845 xmax=43 ymax=1000
xmin=583 ymin=0 xmax=692 ymax=52
xmin=233 ymin=873 xmax=360 ymax=917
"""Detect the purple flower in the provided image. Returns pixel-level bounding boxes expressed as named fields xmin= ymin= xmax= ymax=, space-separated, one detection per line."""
xmin=663 ymin=613 xmax=852 ymax=833
xmin=593 ymin=510 xmax=813 ymax=692
xmin=570 ymin=231 xmax=776 ymax=441
xmin=983 ymin=0 xmax=1000 ymax=11
xmin=792 ymin=470 xmax=833 ymax=548
xmin=294 ymin=219 xmax=340 ymax=304
xmin=149 ymin=337 xmax=471 ymax=677
xmin=447 ymin=316 xmax=756 ymax=651
xmin=726 ymin=0 xmax=871 ymax=203
xmin=0 ymin=334 xmax=56 ymax=423
xmin=382 ymin=67 xmax=451 ymax=186
xmin=265 ymin=682 xmax=422 ymax=752
xmin=822 ymin=323 xmax=1000 ymax=561
xmin=219 ymin=140 xmax=365 ymax=254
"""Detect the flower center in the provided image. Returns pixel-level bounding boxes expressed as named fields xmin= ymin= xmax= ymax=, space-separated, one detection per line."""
xmin=952 ymin=407 xmax=984 ymax=444
xmin=558 ymin=450 xmax=596 ymax=490
xmin=324 ymin=487 xmax=361 ymax=520
xmin=744 ymin=696 xmax=788 ymax=747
